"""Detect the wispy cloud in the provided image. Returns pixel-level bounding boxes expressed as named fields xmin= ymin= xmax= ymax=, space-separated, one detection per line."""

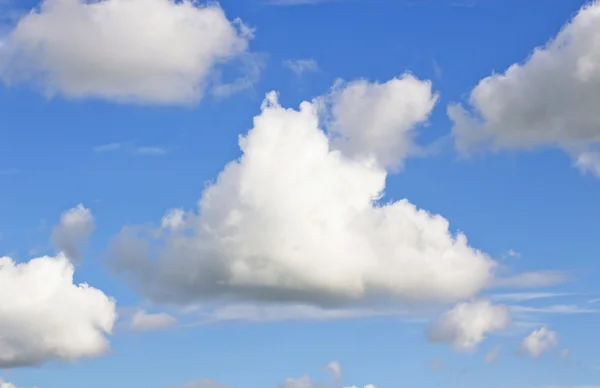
xmin=93 ymin=142 xmax=122 ymax=153
xmin=510 ymin=304 xmax=598 ymax=315
xmin=491 ymin=293 xmax=575 ymax=302
xmin=93 ymin=142 xmax=167 ymax=156
xmin=283 ymin=58 xmax=319 ymax=76
xmin=492 ymin=270 xmax=571 ymax=289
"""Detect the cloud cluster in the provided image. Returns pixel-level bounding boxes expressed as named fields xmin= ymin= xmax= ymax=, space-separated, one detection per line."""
xmin=0 ymin=253 xmax=116 ymax=367
xmin=110 ymin=79 xmax=494 ymax=309
xmin=520 ymin=327 xmax=559 ymax=358
xmin=449 ymin=1 xmax=600 ymax=175
xmin=0 ymin=0 xmax=254 ymax=104
xmin=426 ymin=300 xmax=510 ymax=352
xmin=51 ymin=204 xmax=95 ymax=263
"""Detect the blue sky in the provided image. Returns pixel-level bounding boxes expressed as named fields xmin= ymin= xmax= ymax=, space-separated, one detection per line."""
xmin=1 ymin=0 xmax=600 ymax=387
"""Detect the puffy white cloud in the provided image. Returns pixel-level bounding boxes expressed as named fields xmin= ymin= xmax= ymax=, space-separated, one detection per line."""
xmin=129 ymin=310 xmax=177 ymax=331
xmin=110 ymin=86 xmax=495 ymax=308
xmin=0 ymin=379 xmax=16 ymax=388
xmin=322 ymin=74 xmax=438 ymax=169
xmin=0 ymin=0 xmax=253 ymax=104
xmin=427 ymin=300 xmax=510 ymax=352
xmin=448 ymin=1 xmax=600 ymax=171
xmin=520 ymin=326 xmax=559 ymax=358
xmin=0 ymin=253 xmax=116 ymax=367
xmin=325 ymin=360 xmax=342 ymax=379
xmin=51 ymin=204 xmax=94 ymax=263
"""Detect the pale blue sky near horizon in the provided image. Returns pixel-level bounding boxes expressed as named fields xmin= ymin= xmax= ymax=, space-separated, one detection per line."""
xmin=0 ymin=1 xmax=599 ymax=388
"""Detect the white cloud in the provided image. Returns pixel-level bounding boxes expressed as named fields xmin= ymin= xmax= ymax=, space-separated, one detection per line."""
xmin=484 ymin=344 xmax=501 ymax=364
xmin=344 ymin=385 xmax=376 ymax=388
xmin=321 ymin=74 xmax=438 ymax=169
xmin=0 ymin=379 xmax=16 ymax=388
xmin=284 ymin=59 xmax=319 ymax=75
xmin=427 ymin=300 xmax=510 ymax=352
xmin=281 ymin=375 xmax=315 ymax=388
xmin=448 ymin=1 xmax=600 ymax=172
xmin=0 ymin=0 xmax=253 ymax=104
xmin=0 ymin=253 xmax=116 ymax=367
xmin=185 ymin=380 xmax=226 ymax=388
xmin=520 ymin=327 xmax=559 ymax=358
xmin=576 ymin=150 xmax=600 ymax=177
xmin=129 ymin=310 xmax=177 ymax=331
xmin=110 ymin=85 xmax=495 ymax=309
xmin=325 ymin=360 xmax=342 ymax=379
xmin=491 ymin=292 xmax=573 ymax=302
xmin=51 ymin=204 xmax=95 ymax=263
xmin=510 ymin=304 xmax=597 ymax=314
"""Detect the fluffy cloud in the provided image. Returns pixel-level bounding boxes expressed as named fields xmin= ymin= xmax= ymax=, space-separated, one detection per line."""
xmin=0 ymin=0 xmax=253 ymax=104
xmin=322 ymin=74 xmax=438 ymax=169
xmin=51 ymin=204 xmax=94 ymax=263
xmin=325 ymin=360 xmax=342 ymax=379
xmin=448 ymin=1 xmax=600 ymax=172
xmin=520 ymin=327 xmax=559 ymax=358
xmin=0 ymin=253 xmax=116 ymax=367
xmin=129 ymin=310 xmax=177 ymax=331
xmin=0 ymin=379 xmax=16 ymax=388
xmin=110 ymin=83 xmax=495 ymax=308
xmin=426 ymin=300 xmax=510 ymax=352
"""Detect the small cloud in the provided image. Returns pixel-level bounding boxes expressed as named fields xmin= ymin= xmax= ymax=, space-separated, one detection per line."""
xmin=93 ymin=142 xmax=122 ymax=153
xmin=129 ymin=310 xmax=177 ymax=331
xmin=427 ymin=300 xmax=510 ymax=352
xmin=135 ymin=146 xmax=167 ymax=156
xmin=484 ymin=345 xmax=501 ymax=364
xmin=432 ymin=59 xmax=442 ymax=79
xmin=185 ymin=379 xmax=227 ymax=388
xmin=325 ymin=360 xmax=342 ymax=379
xmin=520 ymin=327 xmax=558 ymax=358
xmin=283 ymin=59 xmax=319 ymax=76
xmin=51 ymin=204 xmax=95 ymax=263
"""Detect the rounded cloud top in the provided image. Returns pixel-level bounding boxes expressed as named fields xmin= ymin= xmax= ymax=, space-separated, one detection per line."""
xmin=111 ymin=84 xmax=495 ymax=307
